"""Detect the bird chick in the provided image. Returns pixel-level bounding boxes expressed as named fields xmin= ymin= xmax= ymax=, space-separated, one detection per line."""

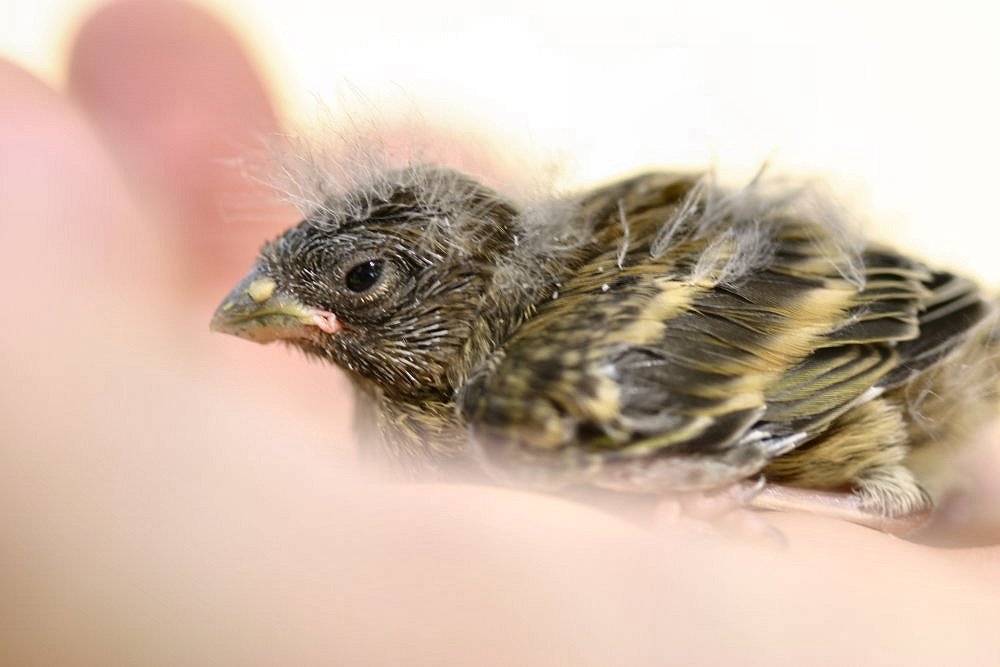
xmin=212 ymin=164 xmax=999 ymax=532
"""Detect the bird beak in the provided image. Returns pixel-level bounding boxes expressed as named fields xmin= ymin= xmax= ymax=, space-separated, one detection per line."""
xmin=210 ymin=266 xmax=341 ymax=343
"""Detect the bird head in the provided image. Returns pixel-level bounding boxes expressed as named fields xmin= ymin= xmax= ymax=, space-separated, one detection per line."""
xmin=211 ymin=167 xmax=524 ymax=400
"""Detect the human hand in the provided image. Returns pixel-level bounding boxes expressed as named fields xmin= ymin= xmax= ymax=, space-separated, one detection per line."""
xmin=1 ymin=1 xmax=998 ymax=664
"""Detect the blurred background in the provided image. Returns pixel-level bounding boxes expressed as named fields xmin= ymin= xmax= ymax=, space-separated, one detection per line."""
xmin=5 ymin=0 xmax=1000 ymax=278
xmin=2 ymin=2 xmax=999 ymax=664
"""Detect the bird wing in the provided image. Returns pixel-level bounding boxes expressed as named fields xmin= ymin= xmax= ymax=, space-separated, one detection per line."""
xmin=459 ymin=172 xmax=992 ymax=490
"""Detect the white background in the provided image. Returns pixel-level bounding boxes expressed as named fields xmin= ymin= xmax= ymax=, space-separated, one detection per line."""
xmin=4 ymin=0 xmax=999 ymax=281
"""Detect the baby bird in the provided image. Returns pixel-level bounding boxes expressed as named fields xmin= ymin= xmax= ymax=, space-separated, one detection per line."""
xmin=211 ymin=165 xmax=999 ymax=532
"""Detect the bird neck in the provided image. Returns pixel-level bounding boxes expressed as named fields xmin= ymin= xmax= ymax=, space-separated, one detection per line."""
xmin=353 ymin=379 xmax=476 ymax=477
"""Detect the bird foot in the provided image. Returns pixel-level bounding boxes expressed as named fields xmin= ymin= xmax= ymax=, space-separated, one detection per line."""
xmin=653 ymin=478 xmax=788 ymax=547
xmin=747 ymin=484 xmax=932 ymax=535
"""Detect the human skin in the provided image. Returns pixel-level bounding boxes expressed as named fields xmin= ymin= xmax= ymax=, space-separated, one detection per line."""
xmin=1 ymin=2 xmax=998 ymax=665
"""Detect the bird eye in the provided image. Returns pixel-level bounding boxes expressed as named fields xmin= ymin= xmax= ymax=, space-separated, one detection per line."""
xmin=344 ymin=259 xmax=384 ymax=293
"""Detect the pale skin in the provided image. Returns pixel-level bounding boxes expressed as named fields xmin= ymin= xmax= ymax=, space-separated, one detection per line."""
xmin=2 ymin=1 xmax=999 ymax=664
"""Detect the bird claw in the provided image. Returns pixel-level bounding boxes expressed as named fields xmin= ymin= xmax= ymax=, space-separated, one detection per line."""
xmin=652 ymin=478 xmax=787 ymax=548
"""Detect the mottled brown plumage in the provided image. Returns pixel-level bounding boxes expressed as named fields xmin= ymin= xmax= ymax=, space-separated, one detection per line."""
xmin=212 ymin=165 xmax=999 ymax=530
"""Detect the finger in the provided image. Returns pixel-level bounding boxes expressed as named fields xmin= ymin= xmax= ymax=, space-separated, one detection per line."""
xmin=0 ymin=58 xmax=164 ymax=298
xmin=66 ymin=0 xmax=291 ymax=294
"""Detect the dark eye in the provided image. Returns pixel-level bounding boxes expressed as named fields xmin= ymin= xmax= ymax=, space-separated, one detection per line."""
xmin=344 ymin=259 xmax=383 ymax=293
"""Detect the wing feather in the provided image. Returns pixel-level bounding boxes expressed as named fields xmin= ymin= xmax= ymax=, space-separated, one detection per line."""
xmin=461 ymin=172 xmax=993 ymax=491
